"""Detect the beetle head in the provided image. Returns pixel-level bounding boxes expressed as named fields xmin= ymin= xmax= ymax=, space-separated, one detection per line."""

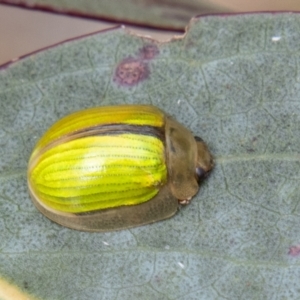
xmin=194 ymin=136 xmax=214 ymax=183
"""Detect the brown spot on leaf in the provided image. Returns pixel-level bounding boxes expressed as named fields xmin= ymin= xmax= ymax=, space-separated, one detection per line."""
xmin=23 ymin=281 xmax=29 ymax=289
xmin=288 ymin=245 xmax=300 ymax=257
xmin=114 ymin=58 xmax=149 ymax=86
xmin=139 ymin=44 xmax=159 ymax=60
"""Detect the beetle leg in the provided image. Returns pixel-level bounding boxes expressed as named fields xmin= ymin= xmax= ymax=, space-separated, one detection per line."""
xmin=178 ymin=197 xmax=192 ymax=205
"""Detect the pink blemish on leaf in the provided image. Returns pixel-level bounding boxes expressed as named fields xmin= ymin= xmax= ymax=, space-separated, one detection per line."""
xmin=288 ymin=245 xmax=300 ymax=257
xmin=138 ymin=44 xmax=159 ymax=60
xmin=114 ymin=58 xmax=149 ymax=87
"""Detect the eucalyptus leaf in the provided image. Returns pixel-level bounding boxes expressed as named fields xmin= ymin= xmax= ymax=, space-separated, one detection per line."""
xmin=1 ymin=13 xmax=300 ymax=300
xmin=0 ymin=0 xmax=225 ymax=30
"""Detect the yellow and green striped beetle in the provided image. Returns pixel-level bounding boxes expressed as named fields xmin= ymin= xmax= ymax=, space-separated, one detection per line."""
xmin=27 ymin=105 xmax=213 ymax=231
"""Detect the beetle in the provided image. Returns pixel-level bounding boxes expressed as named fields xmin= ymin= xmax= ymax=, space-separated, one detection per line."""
xmin=27 ymin=105 xmax=213 ymax=231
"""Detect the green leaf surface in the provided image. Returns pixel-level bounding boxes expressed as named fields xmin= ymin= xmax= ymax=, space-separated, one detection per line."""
xmin=0 ymin=0 xmax=225 ymax=30
xmin=1 ymin=13 xmax=300 ymax=300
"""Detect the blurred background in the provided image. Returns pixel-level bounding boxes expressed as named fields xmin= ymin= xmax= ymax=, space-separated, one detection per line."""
xmin=1 ymin=1 xmax=300 ymax=65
